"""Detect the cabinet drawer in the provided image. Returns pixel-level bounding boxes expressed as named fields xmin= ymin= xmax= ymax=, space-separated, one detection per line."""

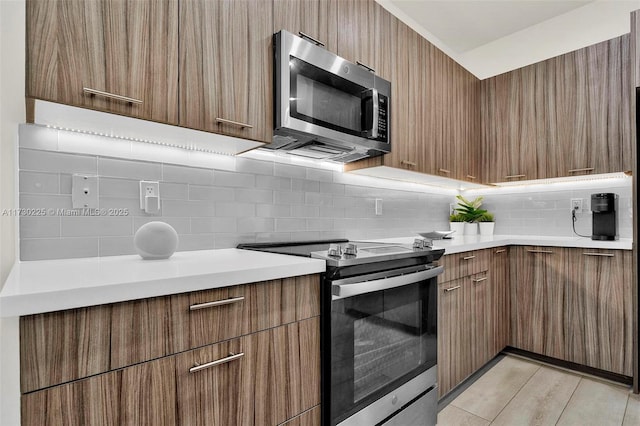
xmin=439 ymin=249 xmax=489 ymax=283
xmin=20 ymin=274 xmax=320 ymax=393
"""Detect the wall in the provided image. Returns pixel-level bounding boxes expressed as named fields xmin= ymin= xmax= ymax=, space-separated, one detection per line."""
xmin=0 ymin=1 xmax=24 ymax=425
xmin=18 ymin=125 xmax=454 ymax=261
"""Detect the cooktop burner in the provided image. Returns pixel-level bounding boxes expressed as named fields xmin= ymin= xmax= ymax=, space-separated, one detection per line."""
xmin=238 ymin=239 xmax=444 ymax=267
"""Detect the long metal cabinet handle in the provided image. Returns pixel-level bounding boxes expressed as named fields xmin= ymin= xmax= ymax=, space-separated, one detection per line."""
xmin=466 ymin=175 xmax=477 ymax=180
xmin=83 ymin=87 xmax=142 ymax=104
xmin=189 ymin=352 xmax=244 ymax=373
xmin=189 ymin=296 xmax=245 ymax=311
xmin=568 ymin=167 xmax=594 ymax=173
xmin=438 ymin=168 xmax=451 ymax=174
xmin=298 ymin=31 xmax=325 ymax=47
xmin=444 ymin=285 xmax=461 ymax=292
xmin=401 ymin=160 xmax=417 ymax=167
xmin=583 ymin=252 xmax=615 ymax=257
xmin=472 ymin=277 xmax=488 ymax=283
xmin=332 ymin=266 xmax=444 ymax=300
xmin=356 ymin=61 xmax=375 ymax=73
xmin=527 ymin=249 xmax=553 ymax=254
xmin=504 ymin=174 xmax=526 ymax=179
xmin=495 ymin=249 xmax=507 ymax=254
xmin=215 ymin=117 xmax=254 ymax=129
xmin=462 ymin=255 xmax=476 ymax=260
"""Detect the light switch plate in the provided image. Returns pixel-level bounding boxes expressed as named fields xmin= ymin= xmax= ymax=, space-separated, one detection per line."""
xmin=72 ymin=174 xmax=99 ymax=208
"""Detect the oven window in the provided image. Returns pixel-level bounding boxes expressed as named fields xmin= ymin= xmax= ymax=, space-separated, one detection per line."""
xmin=353 ymin=300 xmax=423 ymax=402
xmin=329 ymin=279 xmax=437 ymax=424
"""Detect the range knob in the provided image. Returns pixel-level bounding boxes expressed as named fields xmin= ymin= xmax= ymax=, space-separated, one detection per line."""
xmin=413 ymin=238 xmax=432 ymax=249
xmin=344 ymin=243 xmax=358 ymax=256
xmin=328 ymin=244 xmax=343 ymax=257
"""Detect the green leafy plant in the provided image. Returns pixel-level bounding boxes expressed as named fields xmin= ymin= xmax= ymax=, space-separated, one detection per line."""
xmin=454 ymin=195 xmax=488 ymax=223
xmin=476 ymin=212 xmax=495 ymax=222
xmin=449 ymin=213 xmax=465 ymax=222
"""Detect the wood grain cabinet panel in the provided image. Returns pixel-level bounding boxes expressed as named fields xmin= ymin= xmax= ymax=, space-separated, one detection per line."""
xmin=279 ymin=406 xmax=321 ymax=426
xmin=26 ymin=0 xmax=179 ymax=124
xmin=482 ymin=35 xmax=632 ymax=182
xmin=490 ymin=247 xmax=510 ymax=356
xmin=22 ymin=356 xmax=177 ymax=426
xmin=20 ymin=305 xmax=112 ymax=393
xmin=510 ymin=246 xmax=567 ymax=359
xmin=470 ymin=271 xmax=492 ymax=372
xmin=179 ymin=0 xmax=273 ymax=143
xmin=440 ymin=249 xmax=489 ymax=283
xmin=565 ymin=249 xmax=633 ymax=376
xmin=274 ymin=0 xmax=338 ymax=53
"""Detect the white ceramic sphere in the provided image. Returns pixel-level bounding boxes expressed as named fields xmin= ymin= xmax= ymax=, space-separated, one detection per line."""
xmin=134 ymin=221 xmax=179 ymax=260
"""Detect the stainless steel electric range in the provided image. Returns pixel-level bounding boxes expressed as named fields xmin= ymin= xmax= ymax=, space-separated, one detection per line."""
xmin=239 ymin=239 xmax=444 ymax=426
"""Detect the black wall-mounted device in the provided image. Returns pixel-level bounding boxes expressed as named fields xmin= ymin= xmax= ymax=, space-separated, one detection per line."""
xmin=591 ymin=193 xmax=618 ymax=241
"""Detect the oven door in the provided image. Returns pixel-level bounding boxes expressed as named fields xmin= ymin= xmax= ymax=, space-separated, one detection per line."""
xmin=325 ymin=265 xmax=442 ymax=426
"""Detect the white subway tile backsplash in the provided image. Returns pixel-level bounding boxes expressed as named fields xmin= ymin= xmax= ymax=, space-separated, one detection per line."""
xmin=19 ymin=171 xmax=60 ymax=194
xmin=20 ymin=148 xmax=97 ymax=174
xmin=61 ymin=216 xmax=133 ymax=237
xmin=163 ymin=164 xmax=214 ymax=185
xmin=98 ymin=157 xmax=161 ymax=180
xmin=18 ymin=130 xmax=633 ymax=261
xmin=188 ymin=185 xmax=235 ymax=202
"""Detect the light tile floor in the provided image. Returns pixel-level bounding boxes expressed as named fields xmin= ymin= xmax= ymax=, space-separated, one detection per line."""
xmin=438 ymin=355 xmax=640 ymax=426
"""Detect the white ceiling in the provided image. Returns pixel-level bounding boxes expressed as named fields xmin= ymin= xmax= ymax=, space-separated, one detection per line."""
xmin=379 ymin=0 xmax=640 ymax=79
xmin=388 ymin=0 xmax=593 ymax=53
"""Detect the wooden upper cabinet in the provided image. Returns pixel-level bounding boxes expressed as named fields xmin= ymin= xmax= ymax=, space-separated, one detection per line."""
xmin=336 ymin=0 xmax=377 ymax=75
xmin=274 ymin=0 xmax=338 ymax=53
xmin=26 ymin=0 xmax=179 ymax=124
xmin=179 ymin=0 xmax=273 ymax=143
xmin=481 ymin=34 xmax=632 ymax=182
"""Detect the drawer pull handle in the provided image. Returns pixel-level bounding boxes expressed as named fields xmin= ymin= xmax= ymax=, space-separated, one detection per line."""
xmin=189 ymin=352 xmax=244 ymax=373
xmin=504 ymin=174 xmax=526 ymax=179
xmin=466 ymin=175 xmax=477 ymax=180
xmin=190 ymin=296 xmax=245 ymax=311
xmin=298 ymin=31 xmax=325 ymax=47
xmin=568 ymin=167 xmax=594 ymax=173
xmin=444 ymin=285 xmax=461 ymax=292
xmin=356 ymin=61 xmax=375 ymax=73
xmin=215 ymin=117 xmax=254 ymax=129
xmin=83 ymin=87 xmax=142 ymax=104
xmin=583 ymin=252 xmax=615 ymax=257
xmin=438 ymin=168 xmax=451 ymax=174
xmin=495 ymin=249 xmax=507 ymax=254
xmin=527 ymin=249 xmax=553 ymax=254
xmin=472 ymin=277 xmax=488 ymax=283
xmin=463 ymin=255 xmax=475 ymax=260
xmin=401 ymin=160 xmax=417 ymax=167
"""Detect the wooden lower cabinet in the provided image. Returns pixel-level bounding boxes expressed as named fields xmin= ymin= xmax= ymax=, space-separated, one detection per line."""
xmin=22 ymin=317 xmax=320 ymax=426
xmin=511 ymin=247 xmax=633 ymax=376
xmin=437 ymin=247 xmax=511 ymax=398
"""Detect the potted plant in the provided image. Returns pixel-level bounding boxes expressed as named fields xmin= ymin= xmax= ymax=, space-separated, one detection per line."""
xmin=477 ymin=212 xmax=495 ymax=236
xmin=454 ymin=195 xmax=488 ymax=235
xmin=449 ymin=213 xmax=466 ymax=235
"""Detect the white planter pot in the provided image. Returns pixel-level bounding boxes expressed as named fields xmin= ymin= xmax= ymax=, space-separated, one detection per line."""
xmin=449 ymin=222 xmax=465 ymax=236
xmin=464 ymin=222 xmax=478 ymax=235
xmin=479 ymin=222 xmax=495 ymax=236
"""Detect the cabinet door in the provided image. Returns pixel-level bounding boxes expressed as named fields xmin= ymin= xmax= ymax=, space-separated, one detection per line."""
xmin=274 ymin=0 xmax=338 ymax=53
xmin=470 ymin=272 xmax=492 ymax=371
xmin=437 ymin=277 xmax=471 ymax=397
xmin=565 ymin=249 xmax=633 ymax=375
xmin=490 ymin=247 xmax=510 ymax=356
xmin=179 ymin=0 xmax=273 ymax=142
xmin=22 ymin=356 xmax=177 ymax=426
xmin=176 ymin=318 xmax=320 ymax=426
xmin=26 ymin=0 xmax=178 ymax=124
xmin=336 ymin=0 xmax=377 ymax=74
xmin=510 ymin=246 xmax=566 ymax=359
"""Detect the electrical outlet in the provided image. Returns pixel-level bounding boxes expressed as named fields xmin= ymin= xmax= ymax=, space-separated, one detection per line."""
xmin=450 ymin=203 xmax=456 ymax=216
xmin=375 ymin=198 xmax=383 ymax=215
xmin=571 ymin=198 xmax=583 ymax=214
xmin=139 ymin=181 xmax=160 ymax=213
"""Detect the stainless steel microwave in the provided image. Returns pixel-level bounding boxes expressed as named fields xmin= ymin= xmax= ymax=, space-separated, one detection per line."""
xmin=269 ymin=30 xmax=391 ymax=163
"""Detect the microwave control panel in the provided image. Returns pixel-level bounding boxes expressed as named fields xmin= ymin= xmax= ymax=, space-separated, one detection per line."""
xmin=377 ymin=94 xmax=388 ymax=143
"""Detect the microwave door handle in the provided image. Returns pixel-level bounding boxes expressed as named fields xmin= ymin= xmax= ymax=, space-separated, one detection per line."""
xmin=370 ymin=88 xmax=379 ymax=139
xmin=332 ymin=266 xmax=443 ymax=300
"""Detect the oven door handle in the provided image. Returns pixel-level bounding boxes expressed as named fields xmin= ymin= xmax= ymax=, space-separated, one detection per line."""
xmin=332 ymin=265 xmax=444 ymax=300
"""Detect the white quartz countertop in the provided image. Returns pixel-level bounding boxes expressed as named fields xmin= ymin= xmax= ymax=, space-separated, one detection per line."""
xmin=0 ymin=249 xmax=326 ymax=317
xmin=364 ymin=234 xmax=633 ymax=254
